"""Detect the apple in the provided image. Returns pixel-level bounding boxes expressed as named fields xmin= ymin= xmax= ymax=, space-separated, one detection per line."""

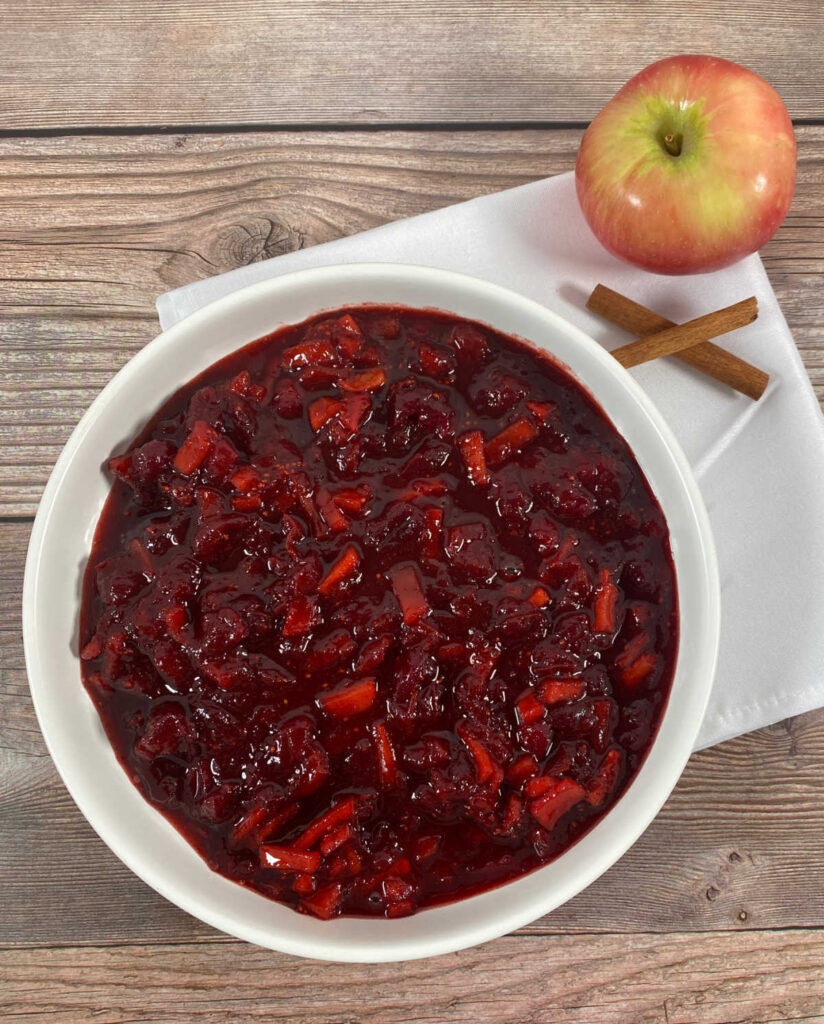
xmin=575 ymin=55 xmax=796 ymax=274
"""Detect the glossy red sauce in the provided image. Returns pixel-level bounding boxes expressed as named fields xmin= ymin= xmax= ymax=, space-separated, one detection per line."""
xmin=80 ymin=305 xmax=677 ymax=920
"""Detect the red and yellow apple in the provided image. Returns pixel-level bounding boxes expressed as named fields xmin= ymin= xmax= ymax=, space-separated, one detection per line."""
xmin=575 ymin=55 xmax=796 ymax=274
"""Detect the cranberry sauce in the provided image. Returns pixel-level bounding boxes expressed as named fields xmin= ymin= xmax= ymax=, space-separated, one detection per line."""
xmin=80 ymin=305 xmax=677 ymax=920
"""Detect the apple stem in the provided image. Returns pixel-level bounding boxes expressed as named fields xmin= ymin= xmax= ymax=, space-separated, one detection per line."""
xmin=662 ymin=132 xmax=683 ymax=157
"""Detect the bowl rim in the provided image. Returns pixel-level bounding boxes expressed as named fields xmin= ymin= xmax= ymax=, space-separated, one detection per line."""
xmin=23 ymin=261 xmax=720 ymax=962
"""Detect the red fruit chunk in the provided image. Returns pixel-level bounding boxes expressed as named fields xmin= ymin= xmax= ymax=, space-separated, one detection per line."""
xmin=232 ymin=494 xmax=261 ymax=512
xmin=273 ymin=378 xmax=303 ymax=418
xmin=341 ymin=392 xmax=371 ymax=432
xmin=283 ymin=338 xmax=336 ymax=369
xmin=229 ymin=370 xmax=266 ymax=405
xmin=80 ymin=635 xmax=103 ymax=661
xmin=333 ymin=485 xmax=371 ymax=514
xmin=418 ymin=342 xmax=455 ymax=381
xmin=448 ymin=323 xmax=490 ymax=364
xmin=621 ymin=652 xmax=656 ymax=687
xmin=317 ymin=485 xmax=349 ymax=533
xmin=282 ymin=594 xmax=321 ymax=637
xmin=318 ymin=545 xmax=361 ymax=596
xmin=459 ymin=727 xmax=502 ymax=788
xmin=340 ymin=368 xmax=386 ymax=391
xmin=528 ymin=778 xmax=586 ymax=831
xmin=422 ymin=507 xmax=443 ymax=559
xmin=318 ymin=677 xmax=378 ymax=718
xmin=260 ymin=845 xmax=322 ymax=873
xmin=593 ymin=569 xmax=619 ymax=633
xmin=457 ymin=430 xmax=490 ymax=487
xmin=174 ymin=420 xmax=217 ymax=475
xmin=615 ymin=633 xmax=656 ymax=686
xmin=515 ymin=690 xmax=545 ymax=725
xmin=356 ymin=634 xmax=394 ymax=674
xmin=230 ymin=465 xmax=262 ymax=493
xmin=484 ymin=418 xmax=539 ymax=467
xmin=319 ymin=823 xmax=354 ymax=857
xmin=382 ymin=876 xmax=416 ymax=918
xmin=372 ymin=720 xmax=398 ymax=787
xmin=163 ymin=605 xmax=189 ymax=643
xmin=587 ymin=748 xmax=623 ymax=806
xmin=293 ymin=873 xmax=315 ymax=895
xmin=388 ymin=564 xmax=429 ymax=624
xmin=301 ymin=882 xmax=343 ymax=920
xmin=309 ymin=397 xmax=345 ymax=431
xmin=526 ymin=400 xmax=555 ymax=423
xmin=231 ymin=804 xmax=270 ymax=845
xmin=505 ymin=752 xmax=539 ymax=786
xmin=293 ymin=797 xmax=357 ymax=850
xmin=539 ymin=679 xmax=585 ymax=705
xmin=258 ymin=804 xmax=300 ymax=843
xmin=503 ymin=792 xmax=525 ymax=831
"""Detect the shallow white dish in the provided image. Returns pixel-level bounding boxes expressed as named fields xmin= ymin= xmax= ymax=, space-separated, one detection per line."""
xmin=24 ymin=262 xmax=720 ymax=962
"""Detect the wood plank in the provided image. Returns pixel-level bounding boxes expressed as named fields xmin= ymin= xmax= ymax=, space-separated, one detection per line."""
xmin=1 ymin=1 xmax=823 ymax=128
xmin=0 ymin=127 xmax=822 ymax=515
xmin=3 ymin=930 xmax=824 ymax=1023
xmin=5 ymin=510 xmax=824 ymax=943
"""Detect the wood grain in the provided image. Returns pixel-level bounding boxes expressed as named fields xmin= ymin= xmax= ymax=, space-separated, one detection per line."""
xmin=1 ymin=1 xmax=823 ymax=129
xmin=4 ymin=931 xmax=824 ymax=1023
xmin=4 ymin=510 xmax=824 ymax=945
xmin=0 ymin=127 xmax=822 ymax=515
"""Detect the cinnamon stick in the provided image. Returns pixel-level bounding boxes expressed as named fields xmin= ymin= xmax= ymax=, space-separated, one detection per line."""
xmin=588 ymin=285 xmax=768 ymax=400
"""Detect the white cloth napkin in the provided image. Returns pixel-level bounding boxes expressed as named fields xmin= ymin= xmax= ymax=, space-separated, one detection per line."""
xmin=158 ymin=172 xmax=824 ymax=749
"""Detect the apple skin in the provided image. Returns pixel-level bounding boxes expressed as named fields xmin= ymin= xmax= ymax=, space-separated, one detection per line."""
xmin=575 ymin=55 xmax=796 ymax=274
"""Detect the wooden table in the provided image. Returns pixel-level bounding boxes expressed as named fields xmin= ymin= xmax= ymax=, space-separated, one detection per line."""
xmin=2 ymin=4 xmax=823 ymax=1021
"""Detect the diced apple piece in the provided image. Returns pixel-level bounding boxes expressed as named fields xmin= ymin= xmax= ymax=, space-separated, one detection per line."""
xmin=308 ymin=397 xmax=345 ymax=431
xmin=318 ymin=545 xmax=361 ymax=595
xmin=317 ymin=485 xmax=349 ymax=534
xmin=457 ymin=430 xmax=490 ymax=486
xmin=174 ymin=420 xmax=217 ymax=475
xmin=539 ymin=679 xmax=585 ymax=705
xmin=341 ymin=392 xmax=371 ymax=432
xmin=593 ymin=568 xmax=619 ymax=633
xmin=528 ymin=778 xmax=586 ymax=831
xmin=621 ymin=651 xmax=656 ymax=687
xmin=515 ymin=690 xmax=545 ymax=725
xmin=372 ymin=720 xmax=398 ymax=787
xmin=505 ymin=752 xmax=539 ymax=786
xmin=283 ymin=338 xmax=336 ymax=369
xmin=587 ymin=748 xmax=623 ymax=806
xmin=484 ymin=418 xmax=539 ymax=467
xmin=355 ymin=634 xmax=393 ymax=674
xmin=340 ymin=368 xmax=387 ymax=392
xmin=301 ymin=882 xmax=343 ymax=920
xmin=318 ymin=677 xmax=377 ymax=718
xmin=319 ymin=823 xmax=355 ymax=857
xmin=230 ymin=465 xmax=262 ymax=493
xmin=333 ymin=485 xmax=371 ymax=514
xmin=525 ymin=400 xmax=555 ymax=423
xmin=282 ymin=594 xmax=320 ymax=637
xmin=259 ymin=844 xmax=321 ymax=873
xmin=293 ymin=796 xmax=358 ymax=850
xmin=388 ymin=564 xmax=429 ymax=624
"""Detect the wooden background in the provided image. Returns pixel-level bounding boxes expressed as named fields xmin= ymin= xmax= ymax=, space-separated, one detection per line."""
xmin=2 ymin=3 xmax=823 ymax=1021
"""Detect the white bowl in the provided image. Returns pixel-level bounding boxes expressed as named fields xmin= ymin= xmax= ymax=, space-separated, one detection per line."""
xmin=24 ymin=263 xmax=720 ymax=962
